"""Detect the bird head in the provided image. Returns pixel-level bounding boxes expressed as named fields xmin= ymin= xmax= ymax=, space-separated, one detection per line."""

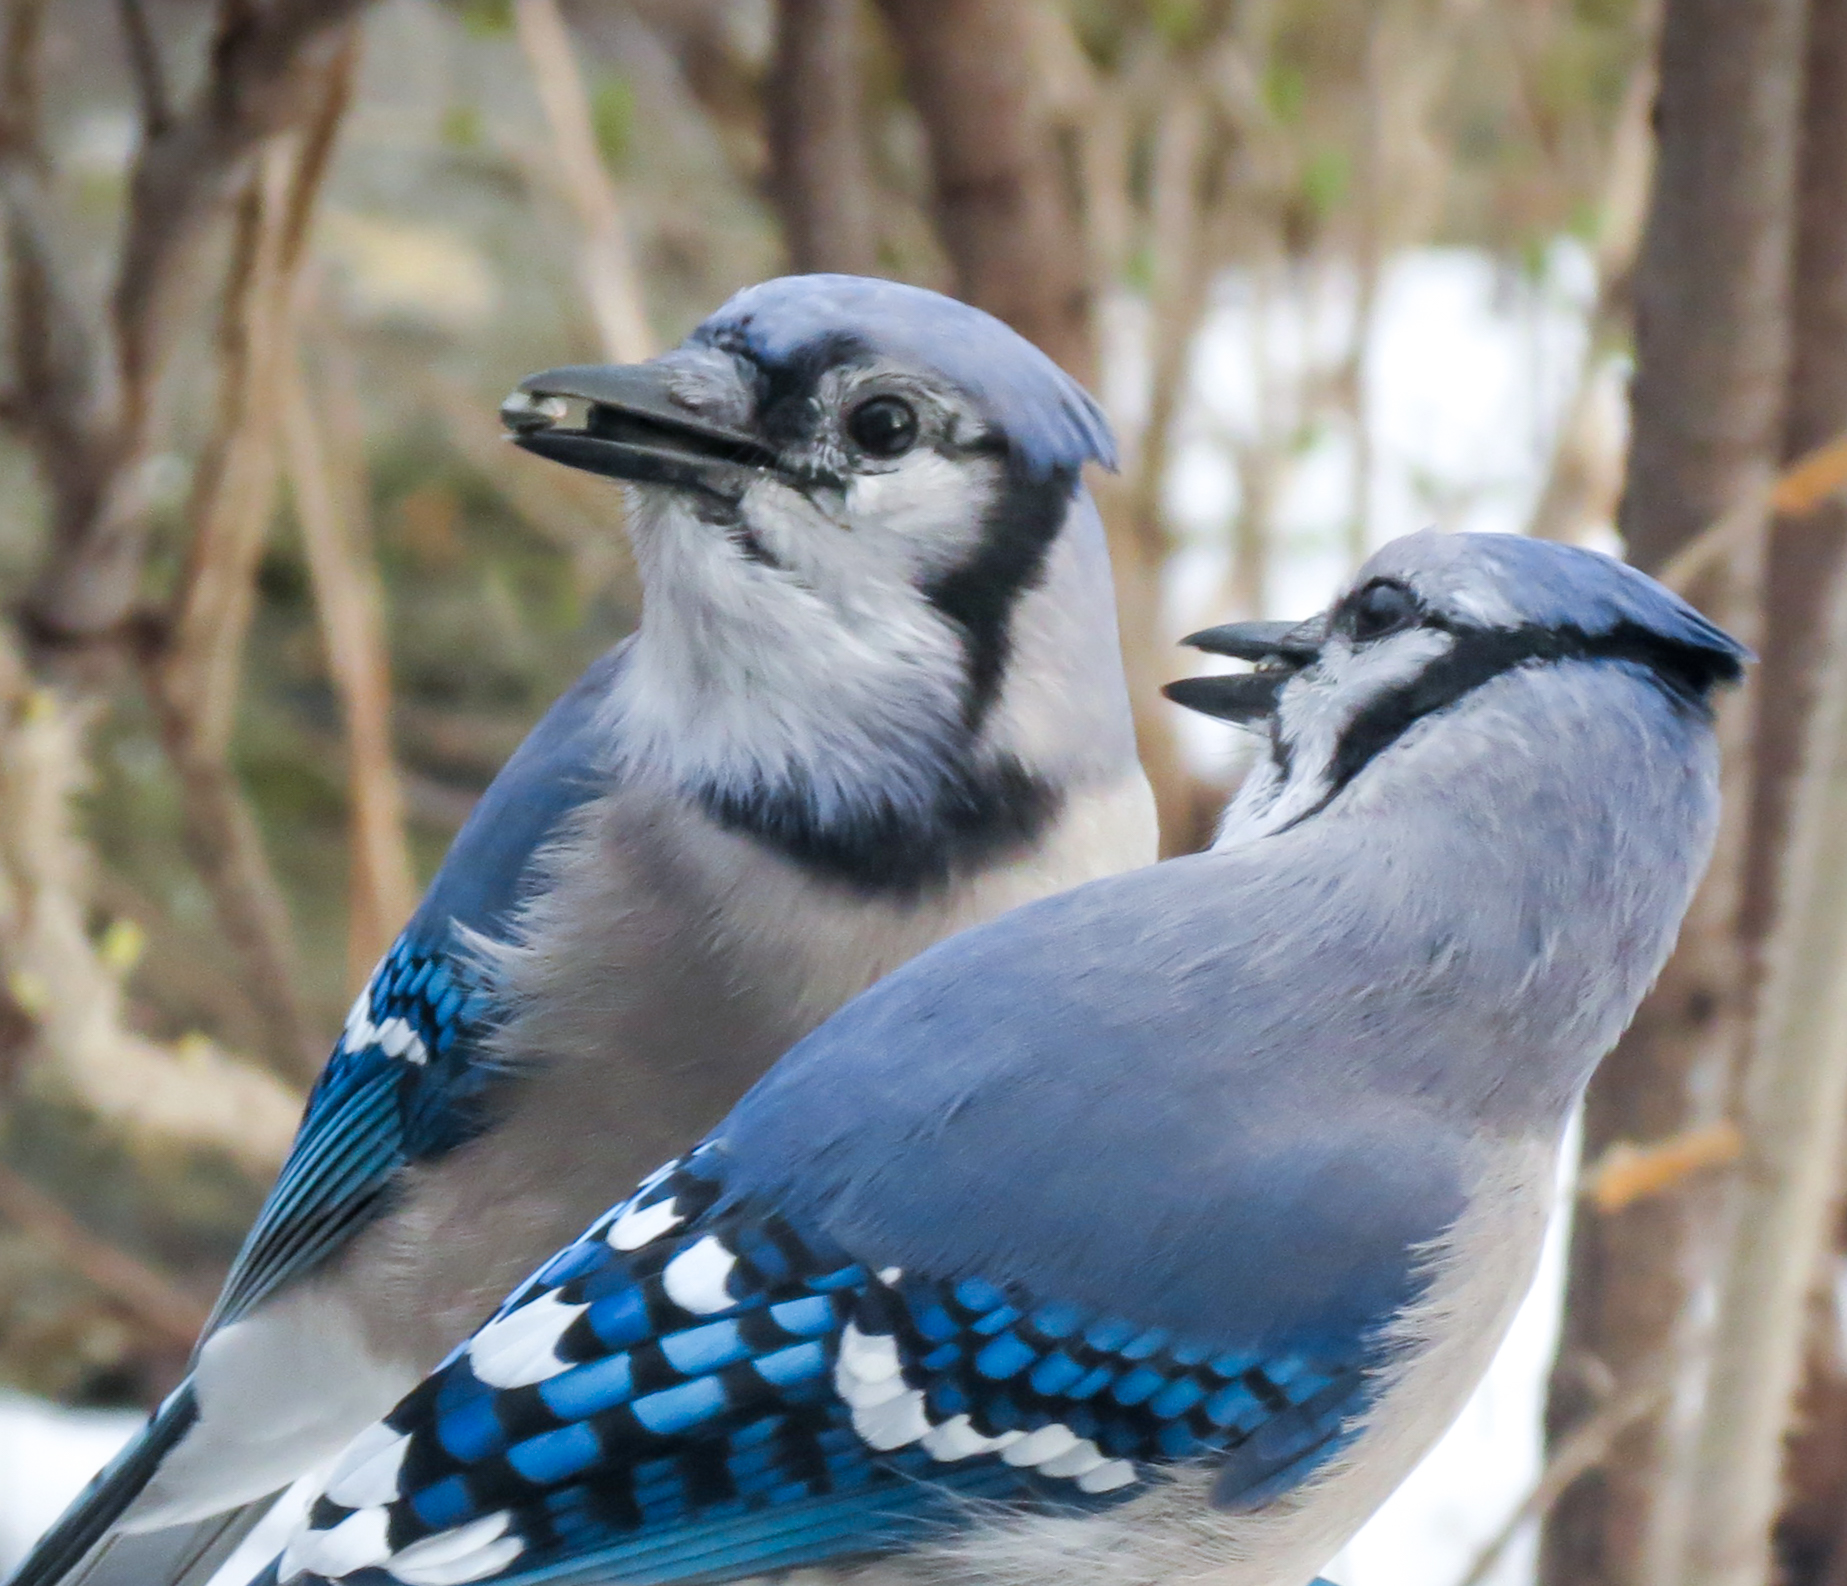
xmin=1167 ymin=529 xmax=1749 ymax=842
xmin=503 ymin=275 xmax=1139 ymax=889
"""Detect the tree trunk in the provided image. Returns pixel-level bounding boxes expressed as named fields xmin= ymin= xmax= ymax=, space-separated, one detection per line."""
xmin=768 ymin=0 xmax=876 ymax=275
xmin=1539 ymin=1 xmax=1809 ymax=1583
xmin=872 ymin=0 xmax=1093 ymax=382
xmin=1674 ymin=542 xmax=1847 ymax=1586
xmin=1748 ymin=0 xmax=1847 ymax=1575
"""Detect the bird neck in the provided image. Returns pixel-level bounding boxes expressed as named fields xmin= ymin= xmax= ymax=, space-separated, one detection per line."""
xmin=1248 ymin=657 xmax=1721 ymax=1126
xmin=607 ymin=488 xmax=1141 ymax=894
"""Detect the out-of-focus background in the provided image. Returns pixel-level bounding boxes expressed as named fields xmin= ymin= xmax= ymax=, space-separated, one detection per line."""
xmin=0 ymin=3 xmax=1842 ymax=1585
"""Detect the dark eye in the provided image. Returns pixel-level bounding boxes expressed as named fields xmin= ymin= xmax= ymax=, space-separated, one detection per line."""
xmin=1344 ymin=579 xmax=1421 ymax=642
xmin=846 ymin=396 xmax=919 ymax=460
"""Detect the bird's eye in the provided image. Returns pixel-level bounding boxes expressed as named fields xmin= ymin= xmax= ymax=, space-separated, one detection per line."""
xmin=1344 ymin=579 xmax=1421 ymax=642
xmin=846 ymin=396 xmax=919 ymax=460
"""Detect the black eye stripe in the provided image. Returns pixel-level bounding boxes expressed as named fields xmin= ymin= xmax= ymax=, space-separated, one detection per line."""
xmin=1274 ymin=620 xmax=1742 ymax=830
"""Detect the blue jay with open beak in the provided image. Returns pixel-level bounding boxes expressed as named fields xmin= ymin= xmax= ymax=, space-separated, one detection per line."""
xmin=12 ymin=276 xmax=1154 ymax=1586
xmin=251 ymin=529 xmax=1741 ymax=1586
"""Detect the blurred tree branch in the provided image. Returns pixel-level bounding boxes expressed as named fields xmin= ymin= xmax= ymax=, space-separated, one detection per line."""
xmin=874 ymin=0 xmax=1092 ymax=379
xmin=516 ymin=0 xmax=655 ymax=364
xmin=5 ymin=0 xmax=380 ymax=658
xmin=0 ymin=1162 xmax=208 ymax=1349
xmin=768 ymin=0 xmax=876 ymax=275
xmin=1676 ymin=461 xmax=1847 ymax=1586
xmin=0 ymin=644 xmax=300 ymax=1173
xmin=115 ymin=0 xmax=170 ymax=139
xmin=283 ymin=345 xmax=415 ymax=989
xmin=148 ymin=35 xmax=359 ymax=1082
xmin=1730 ymin=0 xmax=1847 ymax=1575
xmin=1541 ymin=0 xmax=1811 ymax=1580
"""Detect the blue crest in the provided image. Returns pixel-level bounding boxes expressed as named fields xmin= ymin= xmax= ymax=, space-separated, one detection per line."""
xmin=691 ymin=274 xmax=1116 ymax=480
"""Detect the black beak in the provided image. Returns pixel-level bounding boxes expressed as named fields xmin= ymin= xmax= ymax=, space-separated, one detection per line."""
xmin=1162 ymin=616 xmax=1324 ymax=726
xmin=1180 ymin=619 xmax=1323 ymax=664
xmin=1163 ymin=672 xmax=1289 ymax=724
xmin=502 ymin=363 xmax=778 ymax=502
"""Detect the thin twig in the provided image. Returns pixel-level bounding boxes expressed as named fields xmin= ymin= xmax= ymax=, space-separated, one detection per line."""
xmin=1580 ymin=1122 xmax=1745 ymax=1213
xmin=1656 ymin=427 xmax=1847 ymax=594
xmin=0 ymin=1160 xmax=210 ymax=1348
xmin=283 ymin=347 xmax=416 ymax=988
xmin=514 ymin=0 xmax=653 ymax=363
xmin=1453 ymin=1373 xmax=1673 ymax=1586
xmin=151 ymin=39 xmax=359 ymax=1080
xmin=21 ymin=0 xmax=380 ymax=651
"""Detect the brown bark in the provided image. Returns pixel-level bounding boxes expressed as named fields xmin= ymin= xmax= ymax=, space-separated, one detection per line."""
xmin=1751 ymin=0 xmax=1847 ymax=1576
xmin=8 ymin=0 xmax=380 ymax=656
xmin=768 ymin=0 xmax=876 ymax=274
xmin=1539 ymin=1 xmax=1810 ymax=1583
xmin=872 ymin=0 xmax=1093 ymax=382
xmin=150 ymin=35 xmax=359 ymax=1082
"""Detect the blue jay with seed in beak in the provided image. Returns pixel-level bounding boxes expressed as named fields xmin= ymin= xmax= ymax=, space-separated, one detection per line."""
xmin=11 ymin=276 xmax=1155 ymax=1586
xmin=251 ymin=530 xmax=1743 ymax=1586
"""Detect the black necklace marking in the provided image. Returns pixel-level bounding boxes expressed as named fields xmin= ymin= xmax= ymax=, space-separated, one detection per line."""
xmin=926 ymin=465 xmax=1076 ymax=732
xmin=1296 ymin=619 xmax=1743 ymax=823
xmin=698 ymin=755 xmax=1061 ymax=896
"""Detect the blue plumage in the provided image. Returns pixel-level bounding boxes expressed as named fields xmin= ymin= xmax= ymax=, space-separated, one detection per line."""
xmin=13 ymin=272 xmax=1160 ymax=1586
xmin=258 ymin=531 xmax=1741 ymax=1586
xmin=274 ymin=1149 xmax=1373 ymax=1586
xmin=11 ymin=652 xmax=637 ymax=1586
xmin=205 ymin=646 xmax=630 ymax=1331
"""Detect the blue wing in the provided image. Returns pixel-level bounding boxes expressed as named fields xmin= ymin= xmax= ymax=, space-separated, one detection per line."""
xmin=264 ymin=1149 xmax=1379 ymax=1586
xmin=208 ymin=643 xmax=630 ymax=1333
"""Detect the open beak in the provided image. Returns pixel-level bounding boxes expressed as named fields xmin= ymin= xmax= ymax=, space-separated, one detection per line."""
xmin=502 ymin=362 xmax=778 ymax=502
xmin=1162 ymin=616 xmax=1324 ymax=725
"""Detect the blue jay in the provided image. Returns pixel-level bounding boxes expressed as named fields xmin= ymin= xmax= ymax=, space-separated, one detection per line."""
xmin=250 ymin=529 xmax=1744 ymax=1586
xmin=13 ymin=276 xmax=1154 ymax=1586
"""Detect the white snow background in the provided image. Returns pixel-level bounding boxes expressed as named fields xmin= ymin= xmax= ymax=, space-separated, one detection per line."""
xmin=0 ymin=244 xmax=1616 ymax=1586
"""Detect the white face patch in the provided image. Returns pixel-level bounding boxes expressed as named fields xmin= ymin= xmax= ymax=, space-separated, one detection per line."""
xmin=1216 ymin=626 xmax=1456 ymax=846
xmin=839 ymin=449 xmax=993 ymax=584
